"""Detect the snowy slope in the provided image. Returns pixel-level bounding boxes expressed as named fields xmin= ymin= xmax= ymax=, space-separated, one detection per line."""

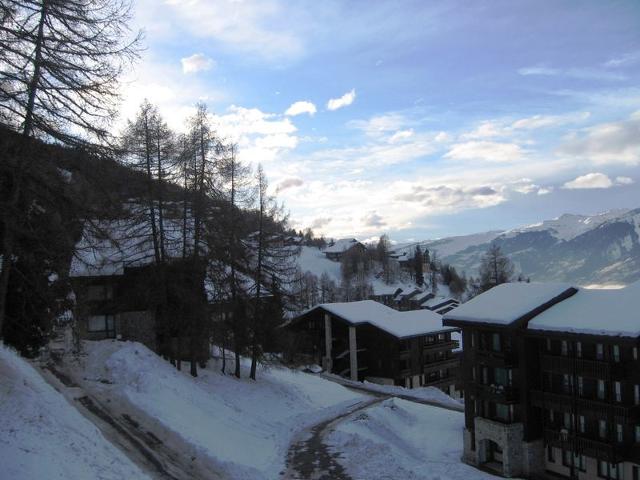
xmin=327 ymin=397 xmax=498 ymax=480
xmin=63 ymin=340 xmax=365 ymax=480
xmin=0 ymin=343 xmax=150 ymax=480
xmin=297 ymin=245 xmax=342 ymax=283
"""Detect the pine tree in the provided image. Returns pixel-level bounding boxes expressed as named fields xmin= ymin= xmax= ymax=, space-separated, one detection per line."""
xmin=478 ymin=244 xmax=514 ymax=292
xmin=0 ymin=0 xmax=141 ymax=339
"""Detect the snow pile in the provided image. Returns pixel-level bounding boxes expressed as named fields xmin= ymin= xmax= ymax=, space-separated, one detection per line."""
xmin=69 ymin=340 xmax=365 ymax=479
xmin=444 ymin=282 xmax=575 ymax=325
xmin=0 ymin=343 xmax=150 ymax=480
xmin=327 ymin=397 xmax=498 ymax=480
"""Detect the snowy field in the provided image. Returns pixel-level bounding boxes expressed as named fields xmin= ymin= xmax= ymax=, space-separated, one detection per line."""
xmin=63 ymin=340 xmax=366 ymax=479
xmin=327 ymin=397 xmax=499 ymax=480
xmin=0 ymin=343 xmax=150 ymax=480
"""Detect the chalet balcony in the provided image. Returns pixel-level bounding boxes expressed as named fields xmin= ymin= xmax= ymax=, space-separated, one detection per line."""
xmin=540 ymin=353 xmax=629 ymax=379
xmin=423 ymin=357 xmax=459 ymax=374
xmin=544 ymin=428 xmax=627 ymax=461
xmin=471 ymin=348 xmax=518 ymax=367
xmin=470 ymin=381 xmax=519 ymax=403
xmin=531 ymin=390 xmax=640 ymax=422
xmin=422 ymin=340 xmax=459 ymax=352
xmin=423 ymin=375 xmax=456 ymax=388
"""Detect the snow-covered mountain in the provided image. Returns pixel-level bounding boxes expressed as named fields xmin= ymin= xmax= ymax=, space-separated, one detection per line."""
xmin=425 ymin=208 xmax=640 ymax=286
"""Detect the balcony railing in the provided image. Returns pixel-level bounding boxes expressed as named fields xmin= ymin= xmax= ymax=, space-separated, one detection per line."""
xmin=471 ymin=381 xmax=519 ymax=402
xmin=423 ymin=340 xmax=459 ymax=352
xmin=540 ymin=354 xmax=628 ymax=379
xmin=423 ymin=375 xmax=456 ymax=388
xmin=423 ymin=357 xmax=459 ymax=374
xmin=531 ymin=390 xmax=640 ymax=422
xmin=544 ymin=428 xmax=627 ymax=461
xmin=471 ymin=348 xmax=518 ymax=367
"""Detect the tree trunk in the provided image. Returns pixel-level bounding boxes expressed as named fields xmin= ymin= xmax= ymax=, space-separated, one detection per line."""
xmin=22 ymin=1 xmax=48 ymax=137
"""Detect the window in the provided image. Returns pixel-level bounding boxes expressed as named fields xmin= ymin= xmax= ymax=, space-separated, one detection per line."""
xmin=561 ymin=340 xmax=568 ymax=356
xmin=472 ymin=367 xmax=477 ymax=382
xmin=495 ymin=403 xmax=510 ymax=422
xmin=482 ymin=366 xmax=489 ymax=385
xmin=563 ymin=374 xmax=573 ymax=394
xmin=617 ymin=424 xmax=623 ymax=442
xmin=564 ymin=412 xmax=574 ymax=430
xmin=578 ymin=376 xmax=584 ymax=396
xmin=425 ymin=335 xmax=435 ymax=345
xmin=597 ymin=343 xmax=604 ymax=360
xmin=613 ymin=345 xmax=621 ymax=363
xmin=549 ymin=409 xmax=555 ymax=423
xmin=87 ymin=314 xmax=115 ymax=334
xmin=579 ymin=415 xmax=585 ymax=434
xmin=470 ymin=332 xmax=475 ymax=348
xmin=635 ymin=385 xmax=640 ymax=405
xmin=495 ymin=367 xmax=509 ymax=387
xmin=576 ymin=341 xmax=582 ymax=358
xmin=438 ymin=333 xmax=446 ymax=342
xmin=599 ymin=419 xmax=607 ymax=439
xmin=634 ymin=347 xmax=638 ymax=360
xmin=547 ymin=444 xmax=555 ymax=462
xmin=635 ymin=425 xmax=640 ymax=443
xmin=87 ymin=284 xmax=113 ymax=301
xmin=546 ymin=338 xmax=552 ymax=351
xmin=598 ymin=379 xmax=606 ymax=400
xmin=615 ymin=382 xmax=622 ymax=402
xmin=492 ymin=333 xmax=501 ymax=352
xmin=399 ymin=358 xmax=409 ymax=370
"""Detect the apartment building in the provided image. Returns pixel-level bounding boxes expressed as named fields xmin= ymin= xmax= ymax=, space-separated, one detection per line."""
xmin=443 ymin=282 xmax=640 ymax=479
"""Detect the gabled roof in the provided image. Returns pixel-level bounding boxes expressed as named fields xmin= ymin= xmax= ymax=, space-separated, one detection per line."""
xmin=529 ymin=282 xmax=640 ymax=338
xmin=443 ymin=282 xmax=576 ymax=327
xmin=323 ymin=238 xmax=363 ymax=254
xmin=302 ymin=300 xmax=453 ymax=339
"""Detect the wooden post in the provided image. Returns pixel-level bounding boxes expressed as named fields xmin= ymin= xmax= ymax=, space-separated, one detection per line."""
xmin=323 ymin=313 xmax=332 ymax=372
xmin=349 ymin=326 xmax=358 ymax=381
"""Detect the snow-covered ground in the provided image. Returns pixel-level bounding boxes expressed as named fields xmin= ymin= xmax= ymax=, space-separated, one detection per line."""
xmin=0 ymin=343 xmax=150 ymax=480
xmin=63 ymin=340 xmax=366 ymax=479
xmin=327 ymin=397 xmax=498 ymax=480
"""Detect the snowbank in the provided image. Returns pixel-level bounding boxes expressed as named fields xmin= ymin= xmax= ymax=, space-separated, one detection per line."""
xmin=0 ymin=343 xmax=150 ymax=480
xmin=67 ymin=340 xmax=365 ymax=479
xmin=327 ymin=397 xmax=498 ymax=480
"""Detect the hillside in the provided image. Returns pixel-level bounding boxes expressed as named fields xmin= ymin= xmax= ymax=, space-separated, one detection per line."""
xmin=425 ymin=208 xmax=640 ymax=286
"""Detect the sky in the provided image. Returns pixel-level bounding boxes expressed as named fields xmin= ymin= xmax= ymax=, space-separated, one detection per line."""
xmin=118 ymin=0 xmax=640 ymax=241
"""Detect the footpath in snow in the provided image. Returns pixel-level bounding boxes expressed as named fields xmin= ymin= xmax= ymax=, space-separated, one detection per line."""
xmin=327 ymin=397 xmax=499 ymax=480
xmin=0 ymin=343 xmax=151 ymax=480
xmin=61 ymin=340 xmax=367 ymax=480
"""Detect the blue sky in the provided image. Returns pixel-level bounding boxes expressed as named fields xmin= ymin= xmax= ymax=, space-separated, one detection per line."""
xmin=120 ymin=0 xmax=640 ymax=241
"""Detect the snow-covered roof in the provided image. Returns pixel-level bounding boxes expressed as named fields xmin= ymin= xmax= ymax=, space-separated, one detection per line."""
xmin=443 ymin=282 xmax=575 ymax=326
xmin=305 ymin=300 xmax=454 ymax=339
xmin=422 ymin=296 xmax=458 ymax=309
xmin=529 ymin=282 xmax=640 ymax=337
xmin=324 ymin=238 xmax=362 ymax=254
xmin=70 ymin=217 xmax=190 ymax=277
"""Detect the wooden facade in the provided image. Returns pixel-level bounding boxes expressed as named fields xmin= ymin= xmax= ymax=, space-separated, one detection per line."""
xmin=289 ymin=303 xmax=461 ymax=395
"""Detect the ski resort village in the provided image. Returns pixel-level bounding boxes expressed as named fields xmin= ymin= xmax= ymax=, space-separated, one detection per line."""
xmin=2 ymin=1 xmax=640 ymax=479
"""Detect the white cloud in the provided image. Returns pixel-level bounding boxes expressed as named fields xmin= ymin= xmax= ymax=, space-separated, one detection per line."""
xmin=615 ymin=176 xmax=634 ymax=185
xmin=563 ymin=173 xmax=613 ymax=189
xmin=141 ymin=0 xmax=305 ymax=61
xmin=518 ymin=65 xmax=626 ymax=81
xmin=557 ymin=111 xmax=640 ymax=166
xmin=444 ymin=141 xmax=524 ymax=163
xmin=285 ymin=101 xmax=317 ymax=116
xmin=181 ymin=53 xmax=215 ymax=74
xmin=604 ymin=52 xmax=640 ymax=68
xmin=327 ymin=89 xmax=356 ymax=111
xmin=388 ymin=129 xmax=414 ymax=143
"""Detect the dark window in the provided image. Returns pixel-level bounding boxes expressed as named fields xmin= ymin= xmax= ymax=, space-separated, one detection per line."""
xmin=547 ymin=444 xmax=555 ymax=462
xmin=87 ymin=314 xmax=115 ymax=336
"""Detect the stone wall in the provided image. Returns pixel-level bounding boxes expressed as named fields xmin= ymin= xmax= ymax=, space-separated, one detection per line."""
xmin=474 ymin=417 xmax=525 ymax=477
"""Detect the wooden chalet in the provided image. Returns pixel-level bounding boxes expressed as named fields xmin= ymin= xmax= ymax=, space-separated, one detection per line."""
xmin=323 ymin=238 xmax=366 ymax=261
xmin=444 ymin=281 xmax=640 ymax=479
xmin=289 ymin=300 xmax=462 ymax=396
